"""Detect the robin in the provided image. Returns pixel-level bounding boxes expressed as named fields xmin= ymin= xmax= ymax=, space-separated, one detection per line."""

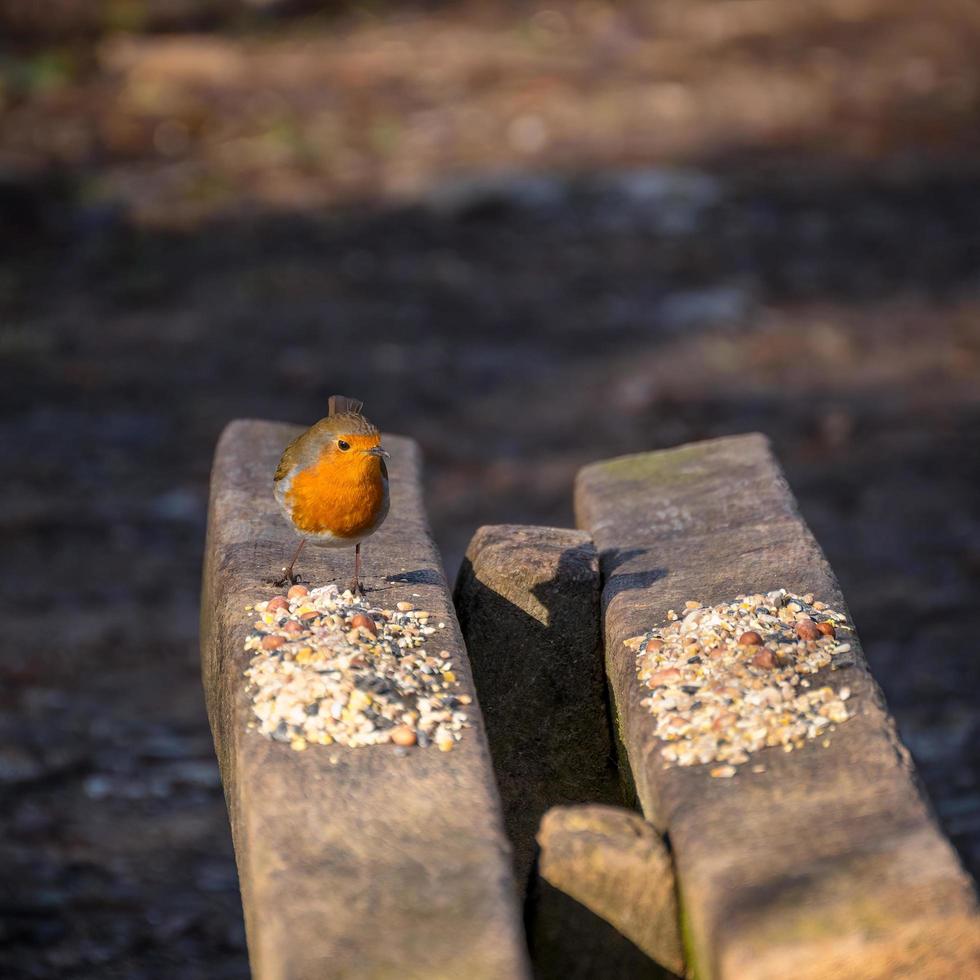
xmin=273 ymin=395 xmax=390 ymax=593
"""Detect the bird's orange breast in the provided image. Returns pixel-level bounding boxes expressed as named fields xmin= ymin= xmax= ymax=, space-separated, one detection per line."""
xmin=284 ymin=457 xmax=387 ymax=538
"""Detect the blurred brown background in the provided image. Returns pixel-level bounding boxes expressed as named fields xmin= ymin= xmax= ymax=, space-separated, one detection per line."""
xmin=2 ymin=2 xmax=979 ymax=977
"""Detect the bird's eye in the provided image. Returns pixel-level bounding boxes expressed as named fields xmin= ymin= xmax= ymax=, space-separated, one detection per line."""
xmin=337 ymin=440 xmax=351 ymax=451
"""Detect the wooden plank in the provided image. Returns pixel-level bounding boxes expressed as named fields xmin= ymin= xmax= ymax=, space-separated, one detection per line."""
xmin=453 ymin=525 xmax=622 ymax=891
xmin=201 ymin=419 xmax=530 ymax=980
xmin=575 ymin=434 xmax=980 ymax=980
xmin=529 ymin=804 xmax=683 ymax=978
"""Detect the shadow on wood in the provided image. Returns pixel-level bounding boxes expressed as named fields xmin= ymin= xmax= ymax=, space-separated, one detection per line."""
xmin=454 ymin=525 xmax=625 ymax=893
xmin=528 ymin=803 xmax=684 ymax=979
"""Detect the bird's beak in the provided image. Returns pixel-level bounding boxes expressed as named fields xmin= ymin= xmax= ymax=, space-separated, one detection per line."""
xmin=365 ymin=446 xmax=390 ymax=458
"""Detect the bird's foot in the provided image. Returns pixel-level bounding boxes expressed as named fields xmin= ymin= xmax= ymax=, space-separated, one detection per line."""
xmin=348 ymin=578 xmax=367 ymax=597
xmin=270 ymin=567 xmax=301 ymax=588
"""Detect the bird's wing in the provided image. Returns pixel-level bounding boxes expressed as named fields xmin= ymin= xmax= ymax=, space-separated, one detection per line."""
xmin=275 ymin=429 xmax=310 ymax=482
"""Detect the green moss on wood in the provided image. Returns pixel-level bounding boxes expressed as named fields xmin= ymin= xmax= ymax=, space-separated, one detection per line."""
xmin=677 ymin=878 xmax=706 ymax=980
xmin=581 ymin=435 xmax=768 ymax=489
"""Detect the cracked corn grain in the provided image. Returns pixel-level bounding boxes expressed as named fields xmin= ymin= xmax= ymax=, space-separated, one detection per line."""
xmin=244 ymin=584 xmax=470 ymax=751
xmin=633 ymin=590 xmax=854 ymax=774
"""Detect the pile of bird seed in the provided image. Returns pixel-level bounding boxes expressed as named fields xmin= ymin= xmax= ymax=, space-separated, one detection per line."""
xmin=243 ymin=584 xmax=470 ymax=752
xmin=631 ymin=589 xmax=855 ymax=777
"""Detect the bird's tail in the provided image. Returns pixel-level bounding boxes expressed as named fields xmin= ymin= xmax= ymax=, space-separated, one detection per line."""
xmin=328 ymin=395 xmax=364 ymax=417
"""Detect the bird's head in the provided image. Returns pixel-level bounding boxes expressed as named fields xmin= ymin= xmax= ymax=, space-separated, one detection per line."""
xmin=318 ymin=408 xmax=389 ymax=479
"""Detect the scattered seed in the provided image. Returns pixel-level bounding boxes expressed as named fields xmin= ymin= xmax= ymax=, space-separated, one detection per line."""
xmin=646 ymin=668 xmax=682 ymax=687
xmin=795 ymin=619 xmax=822 ymax=641
xmin=636 ymin=590 xmax=854 ymax=773
xmin=244 ymin=584 xmax=469 ymax=751
xmin=350 ymin=613 xmax=378 ymax=636
xmin=391 ymin=725 xmax=417 ymax=747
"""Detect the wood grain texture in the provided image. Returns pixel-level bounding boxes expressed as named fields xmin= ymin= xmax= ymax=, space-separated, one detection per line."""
xmin=453 ymin=524 xmax=622 ymax=892
xmin=531 ymin=804 xmax=683 ymax=977
xmin=201 ymin=419 xmax=530 ymax=980
xmin=575 ymin=434 xmax=980 ymax=980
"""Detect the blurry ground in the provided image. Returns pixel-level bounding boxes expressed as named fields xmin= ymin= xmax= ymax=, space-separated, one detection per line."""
xmin=2 ymin=2 xmax=980 ymax=977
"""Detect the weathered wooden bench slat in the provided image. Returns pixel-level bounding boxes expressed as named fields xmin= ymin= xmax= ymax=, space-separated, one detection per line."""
xmin=575 ymin=434 xmax=980 ymax=980
xmin=201 ymin=420 xmax=530 ymax=980
xmin=453 ymin=524 xmax=623 ymax=892
xmin=529 ymin=803 xmax=684 ymax=978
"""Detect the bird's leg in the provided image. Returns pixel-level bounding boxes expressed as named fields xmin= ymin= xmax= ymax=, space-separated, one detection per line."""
xmin=275 ymin=539 xmax=306 ymax=587
xmin=348 ymin=542 xmax=365 ymax=596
